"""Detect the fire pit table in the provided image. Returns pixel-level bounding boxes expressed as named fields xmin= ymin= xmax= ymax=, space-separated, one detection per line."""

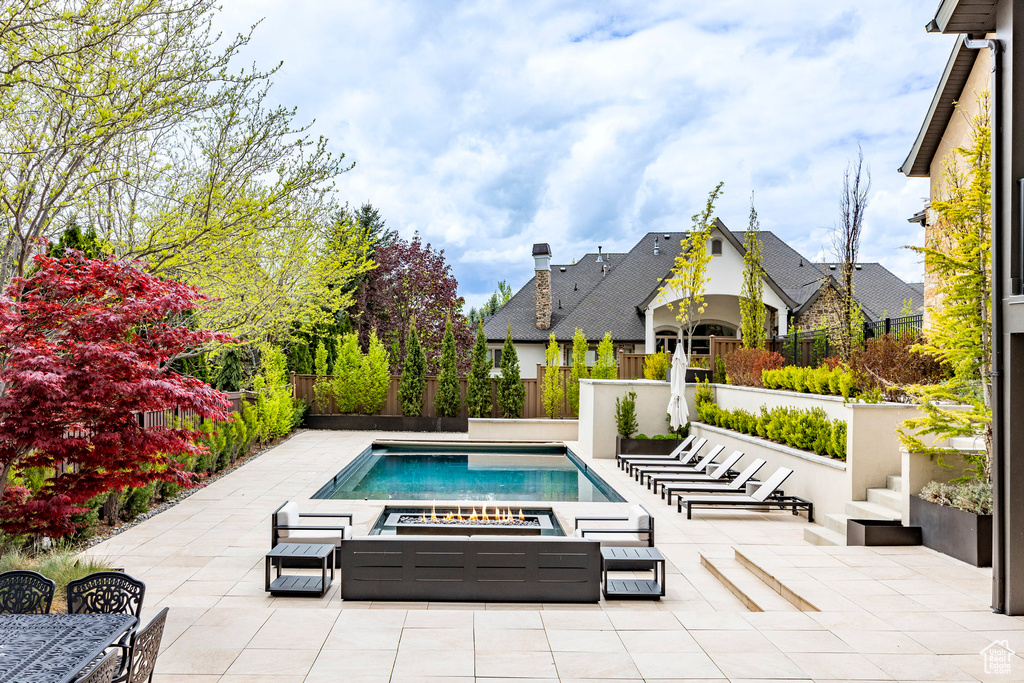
xmin=383 ymin=505 xmax=555 ymax=536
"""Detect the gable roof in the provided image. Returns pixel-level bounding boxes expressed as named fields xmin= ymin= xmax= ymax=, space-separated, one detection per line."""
xmin=900 ymin=36 xmax=977 ymax=177
xmin=817 ymin=263 xmax=925 ymax=319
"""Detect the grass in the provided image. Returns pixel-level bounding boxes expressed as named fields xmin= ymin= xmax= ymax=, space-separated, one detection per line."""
xmin=0 ymin=544 xmax=114 ymax=613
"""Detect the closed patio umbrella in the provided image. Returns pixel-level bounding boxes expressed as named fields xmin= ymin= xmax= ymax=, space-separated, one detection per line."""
xmin=668 ymin=347 xmax=688 ymax=431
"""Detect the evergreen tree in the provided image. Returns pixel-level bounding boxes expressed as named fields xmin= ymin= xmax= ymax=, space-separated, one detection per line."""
xmin=399 ymin=324 xmax=427 ymax=416
xmin=567 ymin=328 xmax=589 ymax=415
xmin=497 ymin=327 xmax=525 ymax=418
xmin=287 ymin=339 xmax=314 ymax=375
xmin=466 ymin=322 xmax=492 ymax=418
xmin=434 ymin=318 xmax=461 ymax=417
xmin=212 ymin=347 xmax=245 ymax=391
xmin=542 ymin=334 xmax=564 ymax=419
xmin=48 ymin=221 xmax=106 ymax=259
xmin=331 ymin=334 xmax=362 ymax=413
xmin=313 ymin=340 xmax=331 ymax=413
xmin=359 ymin=331 xmax=391 ymax=414
xmin=591 ymin=333 xmax=618 ymax=380
xmin=740 ymin=193 xmax=767 ymax=349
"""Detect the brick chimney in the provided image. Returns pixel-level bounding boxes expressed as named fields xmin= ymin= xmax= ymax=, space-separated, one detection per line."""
xmin=533 ymin=243 xmax=552 ymax=329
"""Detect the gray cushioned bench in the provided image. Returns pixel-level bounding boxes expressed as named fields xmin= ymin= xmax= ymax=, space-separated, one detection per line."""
xmin=339 ymin=535 xmax=601 ymax=602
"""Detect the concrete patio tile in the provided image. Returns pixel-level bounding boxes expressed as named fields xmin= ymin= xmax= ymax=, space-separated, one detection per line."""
xmin=741 ymin=611 xmax=824 ymax=631
xmin=942 ymin=652 xmax=1024 ymax=682
xmin=674 ymin=612 xmax=754 ymax=630
xmin=552 ymin=651 xmax=641 ymax=679
xmin=705 ymin=650 xmax=808 ymax=680
xmin=405 ymin=609 xmax=475 ymax=628
xmin=475 ymin=651 xmax=558 ymax=678
xmin=541 ymin=611 xmax=614 ymax=630
xmin=617 ymin=629 xmax=701 ymax=653
xmin=629 ymin=651 xmax=725 ymax=679
xmin=474 ymin=628 xmax=550 ymax=651
xmin=222 ymin=648 xmax=317 ymax=677
xmin=399 ymin=627 xmax=475 ymax=650
xmin=905 ymin=629 xmax=997 ymax=655
xmin=943 ymin=611 xmax=1024 ymax=631
xmin=151 ymin=676 xmax=222 ymax=682
xmin=304 ymin=648 xmax=397 ymax=680
xmin=689 ymin=629 xmax=780 ymax=653
xmin=322 ymin=626 xmax=403 ymax=650
xmin=335 ymin=608 xmax=408 ymax=628
xmin=864 ymin=653 xmax=979 ymax=680
xmin=154 ymin=644 xmax=242 ymax=675
xmin=391 ymin=648 xmax=475 ymax=677
xmin=605 ymin=609 xmax=683 ymax=630
xmin=762 ymin=629 xmax=854 ymax=653
xmin=831 ymin=629 xmax=932 ymax=654
xmin=545 ymin=628 xmax=624 ymax=652
xmin=785 ymin=652 xmax=892 ymax=680
xmin=474 ymin=610 xmax=544 ymax=629
xmin=246 ymin=608 xmax=339 ymax=649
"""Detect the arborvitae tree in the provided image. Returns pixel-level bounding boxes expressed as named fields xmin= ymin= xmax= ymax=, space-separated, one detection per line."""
xmin=287 ymin=339 xmax=314 ymax=375
xmin=497 ymin=327 xmax=525 ymax=418
xmin=212 ymin=347 xmax=245 ymax=391
xmin=740 ymin=193 xmax=767 ymax=349
xmin=359 ymin=331 xmax=390 ymax=414
xmin=568 ymin=328 xmax=588 ymax=415
xmin=542 ymin=334 xmax=564 ymax=419
xmin=591 ymin=332 xmax=618 ymax=379
xmin=434 ymin=319 xmax=461 ymax=417
xmin=399 ymin=324 xmax=427 ymax=416
xmin=332 ymin=333 xmax=362 ymax=413
xmin=313 ymin=340 xmax=331 ymax=413
xmin=466 ymin=322 xmax=492 ymax=418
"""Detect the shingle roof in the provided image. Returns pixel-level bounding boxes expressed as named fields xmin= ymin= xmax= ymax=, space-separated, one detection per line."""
xmin=733 ymin=231 xmax=825 ymax=294
xmin=817 ymin=263 xmax=925 ymax=319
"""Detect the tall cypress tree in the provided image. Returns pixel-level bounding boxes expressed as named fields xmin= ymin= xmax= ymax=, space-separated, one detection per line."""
xmin=399 ymin=324 xmax=427 ymax=416
xmin=434 ymin=318 xmax=461 ymax=417
xmin=467 ymin=322 xmax=492 ymax=418
xmin=740 ymin=193 xmax=767 ymax=349
xmin=497 ymin=326 xmax=525 ymax=418
xmin=212 ymin=347 xmax=245 ymax=391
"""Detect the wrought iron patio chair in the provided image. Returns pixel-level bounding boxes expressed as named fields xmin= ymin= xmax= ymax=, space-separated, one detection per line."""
xmin=0 ymin=569 xmax=55 ymax=614
xmin=67 ymin=571 xmax=146 ymax=679
xmin=114 ymin=607 xmax=168 ymax=683
xmin=75 ymin=650 xmax=120 ymax=683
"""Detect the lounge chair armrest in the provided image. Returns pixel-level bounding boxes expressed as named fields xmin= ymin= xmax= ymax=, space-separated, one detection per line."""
xmin=579 ymin=528 xmax=647 ymax=536
xmin=299 ymin=512 xmax=354 ymax=523
xmin=573 ymin=515 xmax=627 ymax=529
xmin=274 ymin=524 xmax=349 ymax=532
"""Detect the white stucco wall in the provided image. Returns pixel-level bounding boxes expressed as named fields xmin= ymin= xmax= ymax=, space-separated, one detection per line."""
xmin=489 ymin=343 xmax=546 ymax=379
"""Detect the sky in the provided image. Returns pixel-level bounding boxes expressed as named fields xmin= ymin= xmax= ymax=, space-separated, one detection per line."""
xmin=216 ymin=1 xmax=958 ymax=310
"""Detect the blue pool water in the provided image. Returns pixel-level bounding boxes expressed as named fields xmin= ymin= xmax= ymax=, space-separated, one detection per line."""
xmin=312 ymin=443 xmax=625 ymax=503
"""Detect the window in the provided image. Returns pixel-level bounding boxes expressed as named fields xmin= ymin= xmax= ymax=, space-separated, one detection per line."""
xmin=711 ymin=238 xmax=723 ymax=256
xmin=654 ymin=332 xmax=678 ymax=354
xmin=492 ymin=348 xmax=502 ymax=368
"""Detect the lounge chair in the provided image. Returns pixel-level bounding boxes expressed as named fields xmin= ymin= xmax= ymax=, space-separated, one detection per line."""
xmin=661 ymin=458 xmax=767 ymax=504
xmin=573 ymin=504 xmax=654 ymax=547
xmin=617 ymin=435 xmax=695 ymax=469
xmin=272 ymin=501 xmax=354 ymax=567
xmin=623 ymin=437 xmax=705 ymax=476
xmin=676 ymin=467 xmax=814 ymax=522
xmin=634 ymin=444 xmax=724 ymax=484
xmin=646 ymin=450 xmax=744 ymax=491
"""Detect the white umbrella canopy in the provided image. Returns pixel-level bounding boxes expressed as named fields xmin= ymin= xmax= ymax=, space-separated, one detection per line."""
xmin=667 ymin=347 xmax=689 ymax=431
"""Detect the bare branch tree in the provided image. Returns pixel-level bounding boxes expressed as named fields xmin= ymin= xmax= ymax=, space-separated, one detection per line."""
xmin=828 ymin=145 xmax=871 ymax=359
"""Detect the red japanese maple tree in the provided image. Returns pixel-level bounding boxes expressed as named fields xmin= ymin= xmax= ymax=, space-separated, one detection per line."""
xmin=0 ymin=252 xmax=233 ymax=537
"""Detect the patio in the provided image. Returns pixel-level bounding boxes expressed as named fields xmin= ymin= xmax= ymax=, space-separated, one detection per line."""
xmin=82 ymin=429 xmax=1024 ymax=682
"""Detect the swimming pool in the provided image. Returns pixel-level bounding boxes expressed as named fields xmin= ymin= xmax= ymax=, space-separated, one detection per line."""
xmin=312 ymin=442 xmax=625 ymax=503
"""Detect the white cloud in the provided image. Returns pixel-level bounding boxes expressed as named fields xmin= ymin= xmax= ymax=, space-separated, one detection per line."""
xmin=215 ymin=0 xmax=956 ymax=295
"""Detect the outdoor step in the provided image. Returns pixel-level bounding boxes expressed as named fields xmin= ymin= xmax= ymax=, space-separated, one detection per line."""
xmin=845 ymin=500 xmax=901 ymax=521
xmin=886 ymin=475 xmax=903 ymax=493
xmin=804 ymin=524 xmax=846 ymax=547
xmin=699 ymin=554 xmax=798 ymax=612
xmin=867 ymin=487 xmax=902 ymax=512
xmin=733 ymin=548 xmax=822 ymax=612
xmin=824 ymin=512 xmax=851 ymax=536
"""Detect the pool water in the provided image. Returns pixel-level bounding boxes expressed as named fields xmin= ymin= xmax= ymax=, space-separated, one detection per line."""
xmin=312 ymin=443 xmax=624 ymax=503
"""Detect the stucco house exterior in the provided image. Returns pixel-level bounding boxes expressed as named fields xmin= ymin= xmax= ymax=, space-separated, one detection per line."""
xmin=482 ymin=221 xmax=922 ymax=378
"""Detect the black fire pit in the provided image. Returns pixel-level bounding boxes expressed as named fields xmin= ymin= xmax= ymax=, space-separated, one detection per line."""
xmin=384 ymin=508 xmax=555 ymax=536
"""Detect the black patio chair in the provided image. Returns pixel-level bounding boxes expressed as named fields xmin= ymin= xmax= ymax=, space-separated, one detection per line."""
xmin=67 ymin=571 xmax=146 ymax=618
xmin=114 ymin=607 xmax=168 ymax=683
xmin=74 ymin=650 xmax=120 ymax=683
xmin=0 ymin=569 xmax=55 ymax=614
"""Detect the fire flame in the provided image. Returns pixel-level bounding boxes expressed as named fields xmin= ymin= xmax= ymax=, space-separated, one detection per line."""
xmin=413 ymin=505 xmax=530 ymax=525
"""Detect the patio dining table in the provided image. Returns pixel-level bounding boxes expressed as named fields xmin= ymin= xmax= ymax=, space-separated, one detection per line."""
xmin=0 ymin=613 xmax=136 ymax=683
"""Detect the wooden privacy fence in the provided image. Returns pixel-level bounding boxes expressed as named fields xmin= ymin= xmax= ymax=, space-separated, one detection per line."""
xmin=138 ymin=391 xmax=254 ymax=428
xmin=293 ymin=372 xmax=579 ymax=420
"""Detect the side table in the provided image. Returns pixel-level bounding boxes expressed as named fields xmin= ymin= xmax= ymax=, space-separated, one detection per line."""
xmin=265 ymin=543 xmax=335 ymax=597
xmin=601 ymin=546 xmax=666 ymax=599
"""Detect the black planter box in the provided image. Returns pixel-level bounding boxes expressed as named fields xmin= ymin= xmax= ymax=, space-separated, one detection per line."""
xmin=910 ymin=495 xmax=992 ymax=567
xmin=616 ymin=437 xmax=682 ymax=456
xmin=686 ymin=368 xmax=713 ymax=384
xmin=846 ymin=519 xmax=922 ymax=546
xmin=304 ymin=414 xmax=468 ymax=433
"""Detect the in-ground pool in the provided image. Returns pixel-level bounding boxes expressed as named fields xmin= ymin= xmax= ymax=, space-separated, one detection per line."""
xmin=312 ymin=442 xmax=625 ymax=503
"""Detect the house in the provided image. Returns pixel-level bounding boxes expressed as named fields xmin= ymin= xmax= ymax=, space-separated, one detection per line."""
xmin=899 ymin=0 xmax=1024 ymax=616
xmin=482 ymin=221 xmax=922 ymax=378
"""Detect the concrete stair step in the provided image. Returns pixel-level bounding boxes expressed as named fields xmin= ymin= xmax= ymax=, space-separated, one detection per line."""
xmin=824 ymin=513 xmax=851 ymax=535
xmin=733 ymin=548 xmax=822 ymax=612
xmin=699 ymin=554 xmax=798 ymax=612
xmin=867 ymin=487 xmax=902 ymax=511
xmin=803 ymin=524 xmax=846 ymax=547
xmin=845 ymin=500 xmax=901 ymax=521
xmin=886 ymin=474 xmax=903 ymax=493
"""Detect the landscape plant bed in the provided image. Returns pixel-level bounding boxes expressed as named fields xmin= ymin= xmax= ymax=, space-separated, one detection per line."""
xmin=304 ymin=414 xmax=468 ymax=433
xmin=846 ymin=519 xmax=922 ymax=546
xmin=616 ymin=437 xmax=683 ymax=456
xmin=909 ymin=495 xmax=992 ymax=567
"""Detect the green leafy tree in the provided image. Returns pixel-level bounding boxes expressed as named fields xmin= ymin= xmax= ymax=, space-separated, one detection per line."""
xmin=399 ymin=324 xmax=427 ymax=416
xmin=661 ymin=182 xmax=725 ymax=359
xmin=212 ymin=346 xmax=245 ymax=391
xmin=331 ymin=334 xmax=362 ymax=413
xmin=591 ymin=332 xmax=618 ymax=379
xmin=434 ymin=318 xmax=461 ymax=417
xmin=497 ymin=327 xmax=525 ymax=418
xmin=900 ymin=93 xmax=993 ymax=478
xmin=567 ymin=328 xmax=589 ymax=415
xmin=468 ymin=280 xmax=514 ymax=323
xmin=542 ymin=334 xmax=564 ymax=419
xmin=358 ymin=331 xmax=390 ymax=414
xmin=740 ymin=193 xmax=766 ymax=349
xmin=313 ymin=340 xmax=331 ymax=413
xmin=615 ymin=391 xmax=639 ymax=438
xmin=466 ymin=322 xmax=492 ymax=418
